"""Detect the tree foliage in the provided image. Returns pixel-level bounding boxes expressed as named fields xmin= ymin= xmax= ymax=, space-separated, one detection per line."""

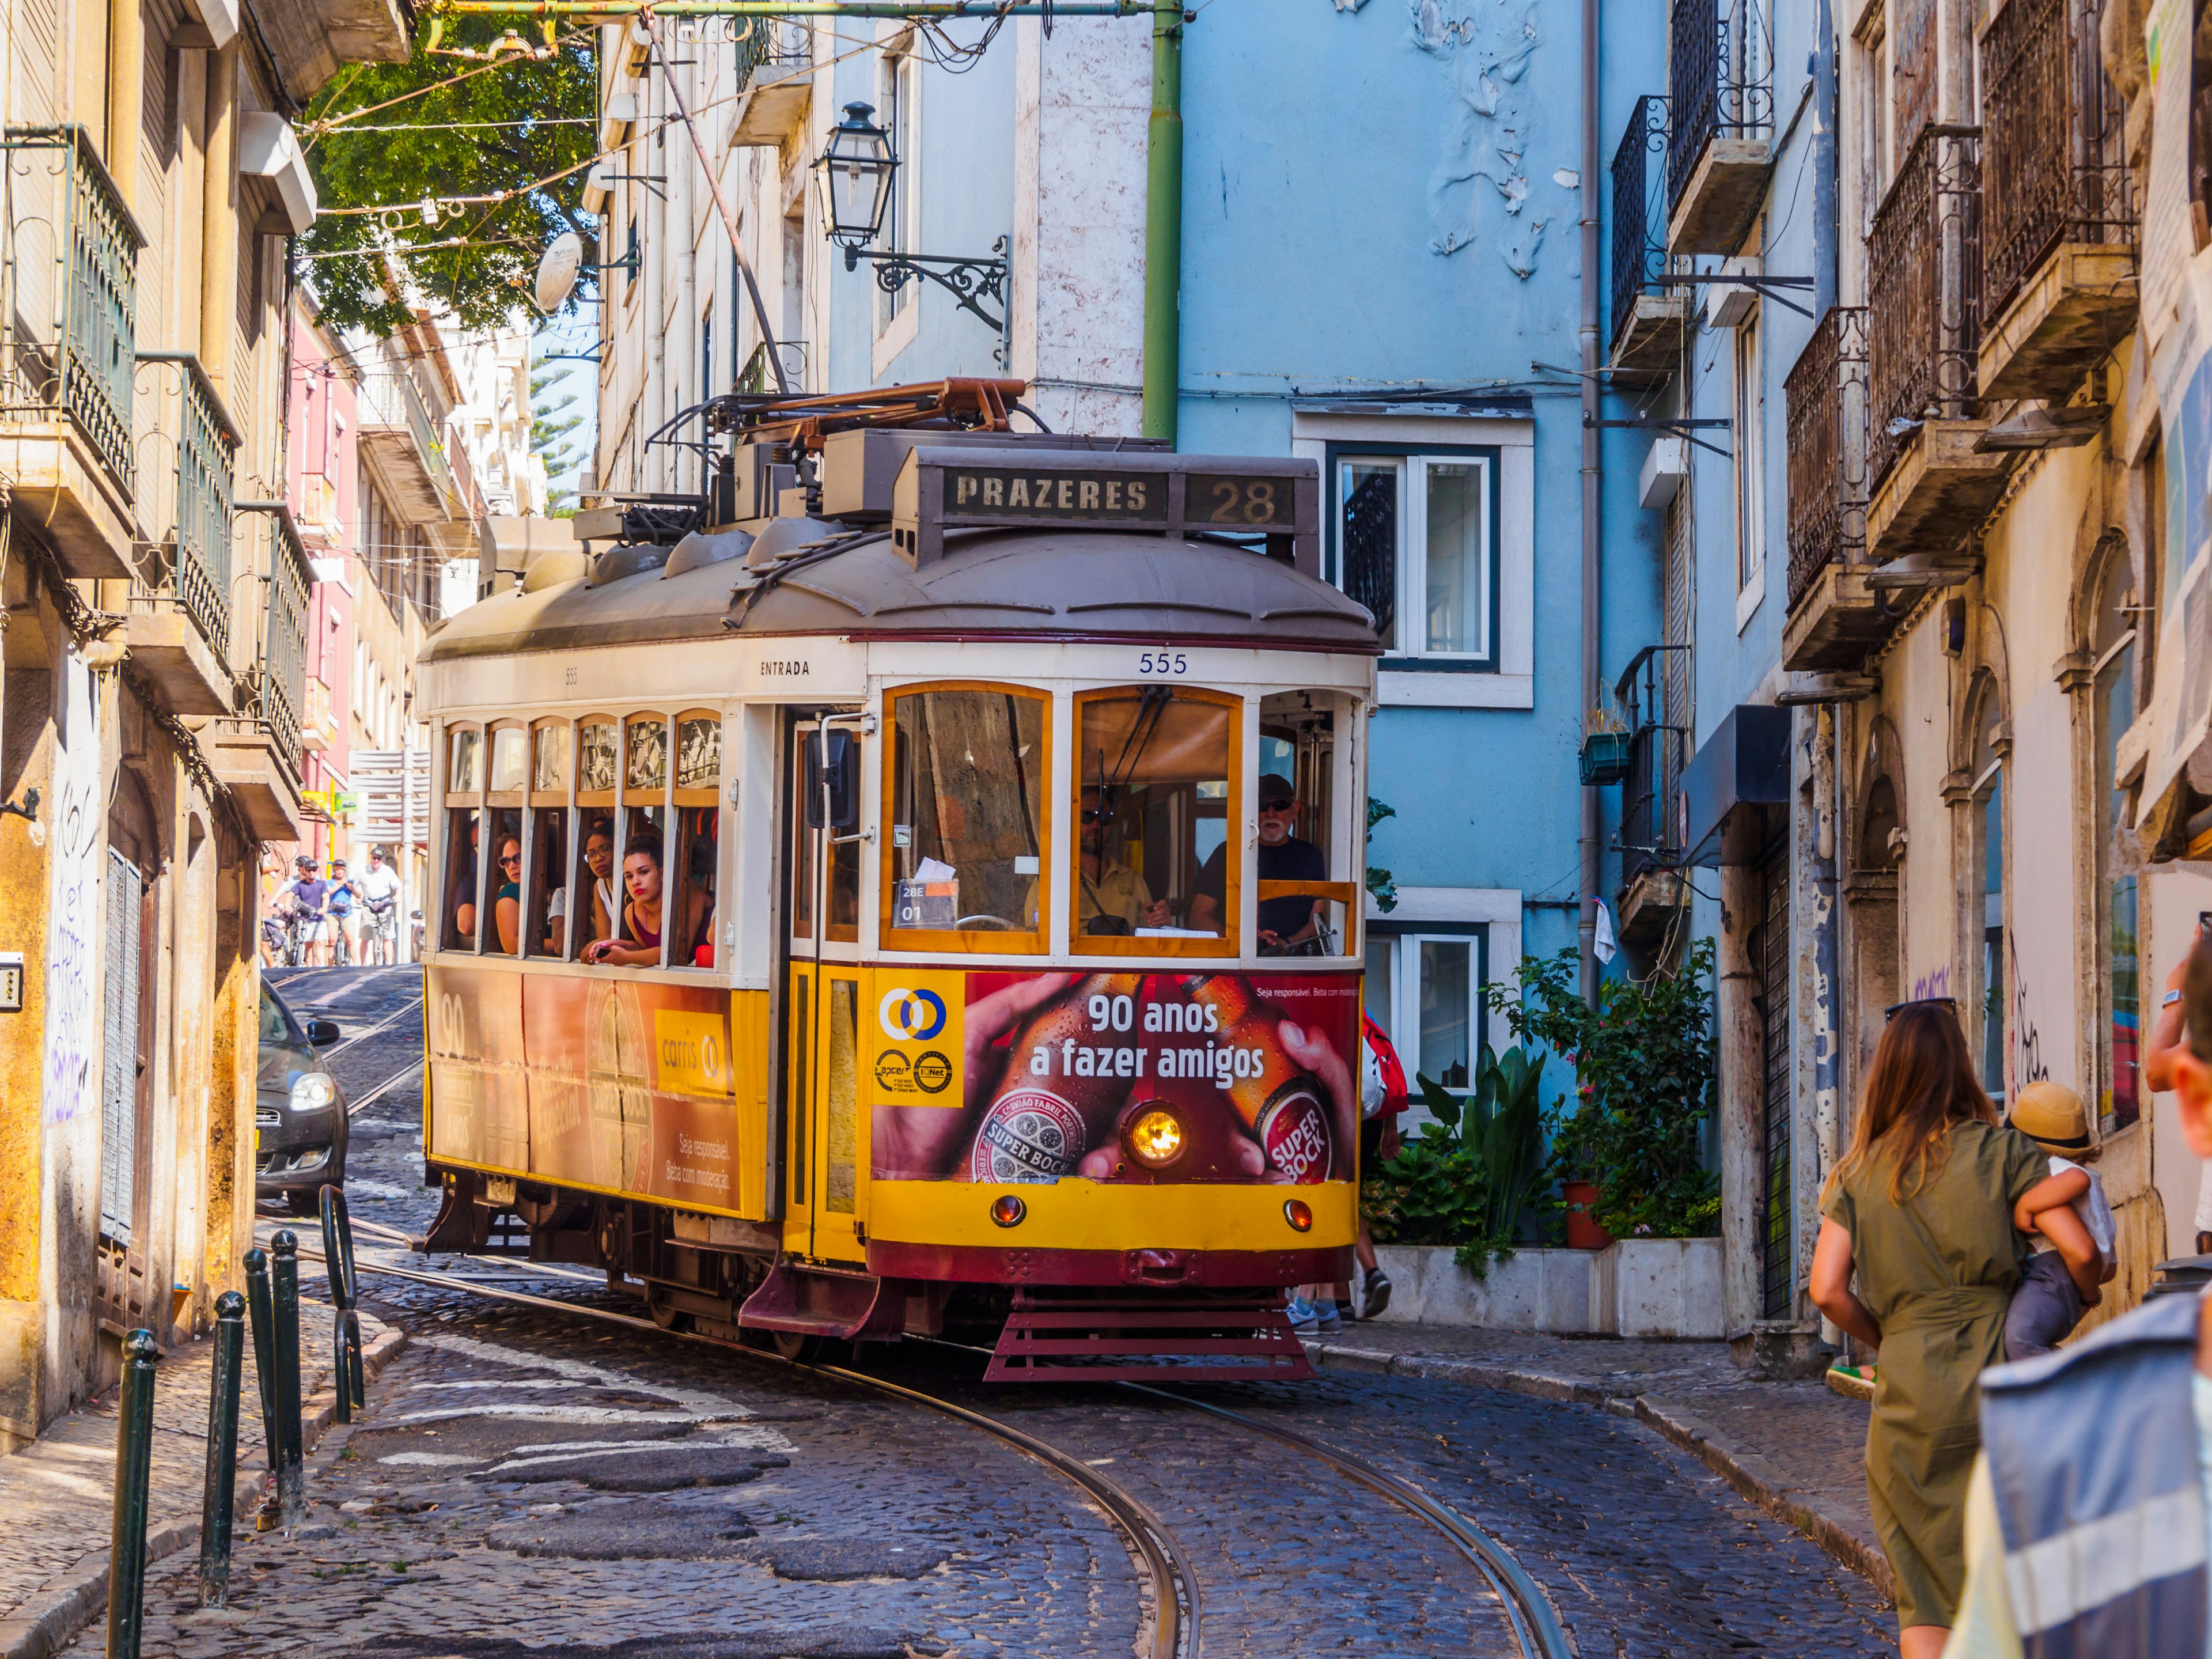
xmin=299 ymin=25 xmax=598 ymax=336
xmin=529 ymin=362 xmax=585 ymax=507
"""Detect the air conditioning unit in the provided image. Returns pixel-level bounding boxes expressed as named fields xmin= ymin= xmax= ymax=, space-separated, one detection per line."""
xmin=1640 ymin=436 xmax=1688 ymax=509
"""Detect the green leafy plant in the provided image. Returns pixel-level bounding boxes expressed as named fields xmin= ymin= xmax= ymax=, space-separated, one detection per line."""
xmin=1365 ymin=796 xmax=1399 ymax=912
xmin=1496 ymin=942 xmax=1720 ymax=1240
xmin=1362 ymin=1043 xmax=1550 ymax=1277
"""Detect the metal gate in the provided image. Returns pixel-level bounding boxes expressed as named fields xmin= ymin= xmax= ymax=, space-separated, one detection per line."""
xmin=1755 ymin=832 xmax=1794 ymax=1319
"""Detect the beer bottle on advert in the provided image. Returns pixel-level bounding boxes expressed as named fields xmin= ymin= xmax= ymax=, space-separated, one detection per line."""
xmin=961 ymin=973 xmax=1145 ymax=1183
xmin=1177 ymin=975 xmax=1335 ymax=1183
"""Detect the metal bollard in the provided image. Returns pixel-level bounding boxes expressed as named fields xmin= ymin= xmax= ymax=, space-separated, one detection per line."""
xmin=243 ymin=1248 xmax=276 ymax=1456
xmin=318 ymin=1185 xmax=366 ymax=1422
xmin=270 ymin=1231 xmax=304 ymax=1527
xmin=198 ymin=1293 xmax=245 ymax=1608
xmin=107 ymin=1330 xmax=158 ymax=1659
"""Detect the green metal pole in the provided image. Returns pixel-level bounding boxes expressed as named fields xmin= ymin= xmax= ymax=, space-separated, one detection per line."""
xmin=107 ymin=1330 xmax=158 ymax=1659
xmin=198 ymin=1293 xmax=245 ymax=1608
xmin=270 ymin=1232 xmax=304 ymax=1528
xmin=1142 ymin=0 xmax=1182 ymax=446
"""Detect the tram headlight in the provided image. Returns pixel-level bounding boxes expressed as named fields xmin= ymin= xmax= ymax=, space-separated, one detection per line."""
xmin=290 ymin=1071 xmax=337 ymax=1113
xmin=1123 ymin=1105 xmax=1187 ymax=1170
xmin=990 ymin=1194 xmax=1027 ymax=1228
xmin=1283 ymin=1199 xmax=1313 ymax=1233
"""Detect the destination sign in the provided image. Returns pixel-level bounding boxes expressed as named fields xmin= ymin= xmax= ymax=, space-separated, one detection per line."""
xmin=942 ymin=467 xmax=1165 ymax=522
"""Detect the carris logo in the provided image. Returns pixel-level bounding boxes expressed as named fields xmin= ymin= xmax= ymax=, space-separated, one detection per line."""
xmin=878 ymin=987 xmax=947 ymax=1041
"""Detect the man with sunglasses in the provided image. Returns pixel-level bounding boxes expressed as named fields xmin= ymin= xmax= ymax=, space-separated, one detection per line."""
xmin=1190 ymin=773 xmax=1326 ymax=953
xmin=1037 ymin=787 xmax=1168 ymax=935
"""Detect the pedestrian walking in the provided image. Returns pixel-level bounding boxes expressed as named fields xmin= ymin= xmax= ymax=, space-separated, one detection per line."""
xmin=1940 ymin=935 xmax=2212 ymax=1659
xmin=327 ymin=858 xmax=357 ymax=967
xmin=355 ymin=846 xmax=402 ymax=965
xmin=1351 ymin=1010 xmax=1406 ymax=1320
xmin=1807 ymin=999 xmax=2057 ymax=1659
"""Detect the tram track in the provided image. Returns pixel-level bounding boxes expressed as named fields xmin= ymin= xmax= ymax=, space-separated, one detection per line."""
xmin=323 ymin=993 xmax=425 ymax=1058
xmin=287 ymin=1241 xmax=1196 ymax=1659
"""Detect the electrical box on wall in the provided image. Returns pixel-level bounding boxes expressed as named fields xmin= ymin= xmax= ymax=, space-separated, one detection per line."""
xmin=1940 ymin=595 xmax=1967 ymax=656
xmin=0 ymin=952 xmax=22 ymax=1013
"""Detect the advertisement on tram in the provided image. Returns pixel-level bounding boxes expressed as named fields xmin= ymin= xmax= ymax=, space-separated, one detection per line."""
xmin=869 ymin=969 xmax=1362 ymax=1187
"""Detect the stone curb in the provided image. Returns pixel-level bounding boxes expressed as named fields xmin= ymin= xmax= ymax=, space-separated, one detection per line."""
xmin=0 ymin=1323 xmax=409 ymax=1659
xmin=1305 ymin=1340 xmax=1895 ymax=1604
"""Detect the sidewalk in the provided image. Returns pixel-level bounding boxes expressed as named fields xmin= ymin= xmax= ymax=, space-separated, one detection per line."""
xmin=0 ymin=1301 xmax=404 ymax=1659
xmin=1306 ymin=1321 xmax=1890 ymax=1601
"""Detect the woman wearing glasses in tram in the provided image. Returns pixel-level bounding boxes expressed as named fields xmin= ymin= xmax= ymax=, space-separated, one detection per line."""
xmin=581 ymin=832 xmax=715 ymax=967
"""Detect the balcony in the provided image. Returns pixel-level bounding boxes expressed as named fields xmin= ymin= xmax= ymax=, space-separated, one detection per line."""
xmin=1665 ymin=0 xmax=1774 ymax=254
xmin=359 ymin=362 xmax=465 ymax=533
xmin=1782 ymin=308 xmax=1897 ymax=669
xmin=210 ymin=510 xmax=309 ymax=841
xmin=729 ymin=21 xmax=813 ymax=150
xmin=122 ymin=354 xmax=238 ymax=715
xmin=1865 ymin=126 xmax=2008 ymax=563
xmin=1610 ymin=96 xmax=1685 ymax=382
xmin=1612 ymin=645 xmax=1692 ymax=950
xmin=1976 ymin=0 xmax=2136 ymax=400
xmin=0 ymin=126 xmax=144 ymax=577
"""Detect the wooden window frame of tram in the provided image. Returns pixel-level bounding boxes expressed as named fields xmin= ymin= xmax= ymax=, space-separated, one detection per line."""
xmin=791 ymin=712 xmax=863 ymax=949
xmin=520 ymin=714 xmax=577 ymax=964
xmin=1068 ymin=683 xmax=1244 ymax=961
xmin=438 ymin=720 xmax=487 ymax=957
xmin=877 ymin=679 xmax=1055 ymax=958
xmin=482 ymin=719 xmax=529 ymax=958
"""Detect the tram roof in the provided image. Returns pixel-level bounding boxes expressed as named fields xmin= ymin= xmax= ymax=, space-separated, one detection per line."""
xmin=420 ymin=522 xmax=1383 ymax=663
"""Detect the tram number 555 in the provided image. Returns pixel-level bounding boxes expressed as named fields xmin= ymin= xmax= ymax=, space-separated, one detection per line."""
xmin=1137 ymin=649 xmax=1188 ymax=676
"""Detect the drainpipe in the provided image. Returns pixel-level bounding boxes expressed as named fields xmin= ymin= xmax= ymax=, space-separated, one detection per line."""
xmin=1578 ymin=0 xmax=1601 ymax=1003
xmin=1813 ymin=0 xmax=1838 ymax=316
xmin=1142 ymin=0 xmax=1181 ymax=446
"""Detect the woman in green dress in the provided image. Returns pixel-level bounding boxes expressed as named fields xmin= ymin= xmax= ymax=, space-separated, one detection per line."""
xmin=1808 ymin=999 xmax=2048 ymax=1659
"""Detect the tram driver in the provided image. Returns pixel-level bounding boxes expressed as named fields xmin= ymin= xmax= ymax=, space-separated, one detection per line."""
xmin=1028 ymin=786 xmax=1171 ymax=935
xmin=581 ymin=834 xmax=715 ymax=967
xmin=1188 ymin=773 xmax=1325 ymax=954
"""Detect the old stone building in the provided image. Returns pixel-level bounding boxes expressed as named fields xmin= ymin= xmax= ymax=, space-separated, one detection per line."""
xmin=0 ymin=0 xmax=407 ymax=1445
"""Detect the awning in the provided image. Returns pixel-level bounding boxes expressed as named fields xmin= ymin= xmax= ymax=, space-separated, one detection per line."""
xmin=1680 ymin=704 xmax=1791 ymax=868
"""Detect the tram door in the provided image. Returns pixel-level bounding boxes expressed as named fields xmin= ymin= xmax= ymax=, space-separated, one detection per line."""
xmin=783 ymin=715 xmax=867 ymax=1264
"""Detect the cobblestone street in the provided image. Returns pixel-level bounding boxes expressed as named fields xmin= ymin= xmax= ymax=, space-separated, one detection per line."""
xmin=35 ymin=968 xmax=1900 ymax=1658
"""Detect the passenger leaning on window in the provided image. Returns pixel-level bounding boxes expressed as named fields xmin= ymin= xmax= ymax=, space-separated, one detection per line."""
xmin=1188 ymin=772 xmax=1324 ymax=951
xmin=491 ymin=836 xmax=523 ymax=955
xmin=582 ymin=835 xmax=714 ymax=967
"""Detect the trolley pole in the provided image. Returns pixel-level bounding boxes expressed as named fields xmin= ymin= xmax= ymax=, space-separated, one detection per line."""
xmin=198 ymin=1292 xmax=245 ymax=1607
xmin=107 ymin=1330 xmax=158 ymax=1659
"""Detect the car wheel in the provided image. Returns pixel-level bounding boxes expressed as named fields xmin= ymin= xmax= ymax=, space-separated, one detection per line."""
xmin=285 ymin=1188 xmax=320 ymax=1218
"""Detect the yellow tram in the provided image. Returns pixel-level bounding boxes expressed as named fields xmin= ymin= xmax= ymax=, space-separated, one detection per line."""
xmin=415 ymin=382 xmax=1380 ymax=1378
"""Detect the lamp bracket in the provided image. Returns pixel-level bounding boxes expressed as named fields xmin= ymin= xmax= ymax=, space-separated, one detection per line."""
xmin=847 ymin=236 xmax=1010 ymax=340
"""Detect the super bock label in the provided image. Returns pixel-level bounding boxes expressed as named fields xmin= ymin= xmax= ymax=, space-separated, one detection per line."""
xmin=1259 ymin=1087 xmax=1332 ymax=1183
xmin=971 ymin=1088 xmax=1085 ymax=1184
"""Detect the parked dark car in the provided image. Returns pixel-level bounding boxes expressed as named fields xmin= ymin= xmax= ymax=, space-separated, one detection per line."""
xmin=256 ymin=982 xmax=347 ymax=1215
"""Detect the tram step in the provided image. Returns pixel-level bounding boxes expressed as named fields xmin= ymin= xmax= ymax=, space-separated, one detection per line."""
xmin=984 ymin=1296 xmax=1315 ymax=1384
xmin=738 ymin=1260 xmax=907 ymax=1342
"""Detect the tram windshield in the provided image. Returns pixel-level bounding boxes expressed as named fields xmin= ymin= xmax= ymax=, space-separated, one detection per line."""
xmin=885 ymin=687 xmax=1046 ymax=946
xmin=1070 ymin=687 xmax=1237 ymax=955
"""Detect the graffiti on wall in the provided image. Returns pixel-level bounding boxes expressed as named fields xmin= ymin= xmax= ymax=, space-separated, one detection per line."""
xmin=40 ymin=649 xmax=100 ymax=1125
xmin=2009 ymin=937 xmax=2050 ymax=1098
xmin=1907 ymin=965 xmax=1952 ymax=1003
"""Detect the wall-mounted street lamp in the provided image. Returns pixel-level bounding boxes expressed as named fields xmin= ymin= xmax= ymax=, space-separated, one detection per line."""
xmin=813 ymin=102 xmax=1011 ymax=366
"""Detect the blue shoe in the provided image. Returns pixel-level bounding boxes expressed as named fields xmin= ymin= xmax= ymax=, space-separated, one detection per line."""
xmin=1285 ymin=1296 xmax=1319 ymax=1333
xmin=1314 ymin=1301 xmax=1343 ymax=1335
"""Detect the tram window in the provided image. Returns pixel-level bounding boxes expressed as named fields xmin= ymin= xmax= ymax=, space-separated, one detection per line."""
xmin=792 ymin=721 xmax=859 ymax=945
xmin=570 ymin=817 xmax=617 ymax=956
xmin=490 ymin=728 xmax=527 ymax=794
xmin=579 ymin=721 xmax=618 ymax=794
xmin=528 ymin=808 xmax=569 ymax=956
xmin=1218 ymin=695 xmax=1351 ymax=957
xmin=531 ymin=724 xmax=568 ymax=794
xmin=670 ymin=713 xmax=722 ymax=968
xmin=443 ymin=807 xmax=482 ymax=950
xmin=488 ymin=812 xmax=523 ymax=955
xmin=449 ymin=728 xmax=483 ymax=794
xmin=584 ymin=814 xmax=714 ymax=968
xmin=676 ymin=716 xmax=720 ymax=793
xmin=1070 ymin=688 xmax=1237 ymax=954
xmin=789 ymin=739 xmax=816 ymax=939
xmin=626 ymin=717 xmax=668 ymax=794
xmin=885 ymin=687 xmax=1046 ymax=947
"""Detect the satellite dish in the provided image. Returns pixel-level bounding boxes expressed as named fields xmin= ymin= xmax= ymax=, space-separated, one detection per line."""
xmin=534 ymin=231 xmax=582 ymax=314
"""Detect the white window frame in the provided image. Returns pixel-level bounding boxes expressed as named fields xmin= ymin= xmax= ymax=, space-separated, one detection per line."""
xmin=1734 ymin=312 xmax=1767 ymax=631
xmin=872 ymin=39 xmax=922 ymax=372
xmin=1293 ymin=413 xmax=1535 ymax=710
xmin=1362 ymin=886 xmax=1522 ymax=1132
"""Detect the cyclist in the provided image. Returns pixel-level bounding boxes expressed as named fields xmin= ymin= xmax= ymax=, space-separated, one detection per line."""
xmin=355 ymin=845 xmax=402 ymax=965
xmin=277 ymin=855 xmax=334 ymax=967
xmin=327 ymin=858 xmax=357 ymax=967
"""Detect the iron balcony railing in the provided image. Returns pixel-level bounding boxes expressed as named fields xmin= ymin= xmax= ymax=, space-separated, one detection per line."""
xmin=1868 ymin=125 xmax=1982 ymax=493
xmin=1666 ymin=0 xmax=1774 ymax=213
xmin=1 ymin=126 xmax=143 ymax=498
xmin=131 ymin=353 xmax=240 ymax=659
xmin=262 ymin=510 xmax=310 ymax=779
xmin=1610 ymin=94 xmax=1670 ymax=357
xmin=1616 ymin=644 xmax=1691 ymax=884
xmin=1980 ymin=0 xmax=2133 ymax=323
xmin=1785 ymin=306 xmax=1870 ymax=611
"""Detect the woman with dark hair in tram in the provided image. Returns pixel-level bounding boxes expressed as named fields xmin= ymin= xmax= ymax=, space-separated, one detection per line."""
xmin=581 ymin=833 xmax=714 ymax=967
xmin=491 ymin=834 xmax=524 ymax=955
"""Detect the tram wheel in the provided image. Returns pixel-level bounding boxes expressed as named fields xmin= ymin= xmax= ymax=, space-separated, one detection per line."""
xmin=769 ymin=1330 xmax=823 ymax=1363
xmin=645 ymin=1289 xmax=691 ymax=1332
